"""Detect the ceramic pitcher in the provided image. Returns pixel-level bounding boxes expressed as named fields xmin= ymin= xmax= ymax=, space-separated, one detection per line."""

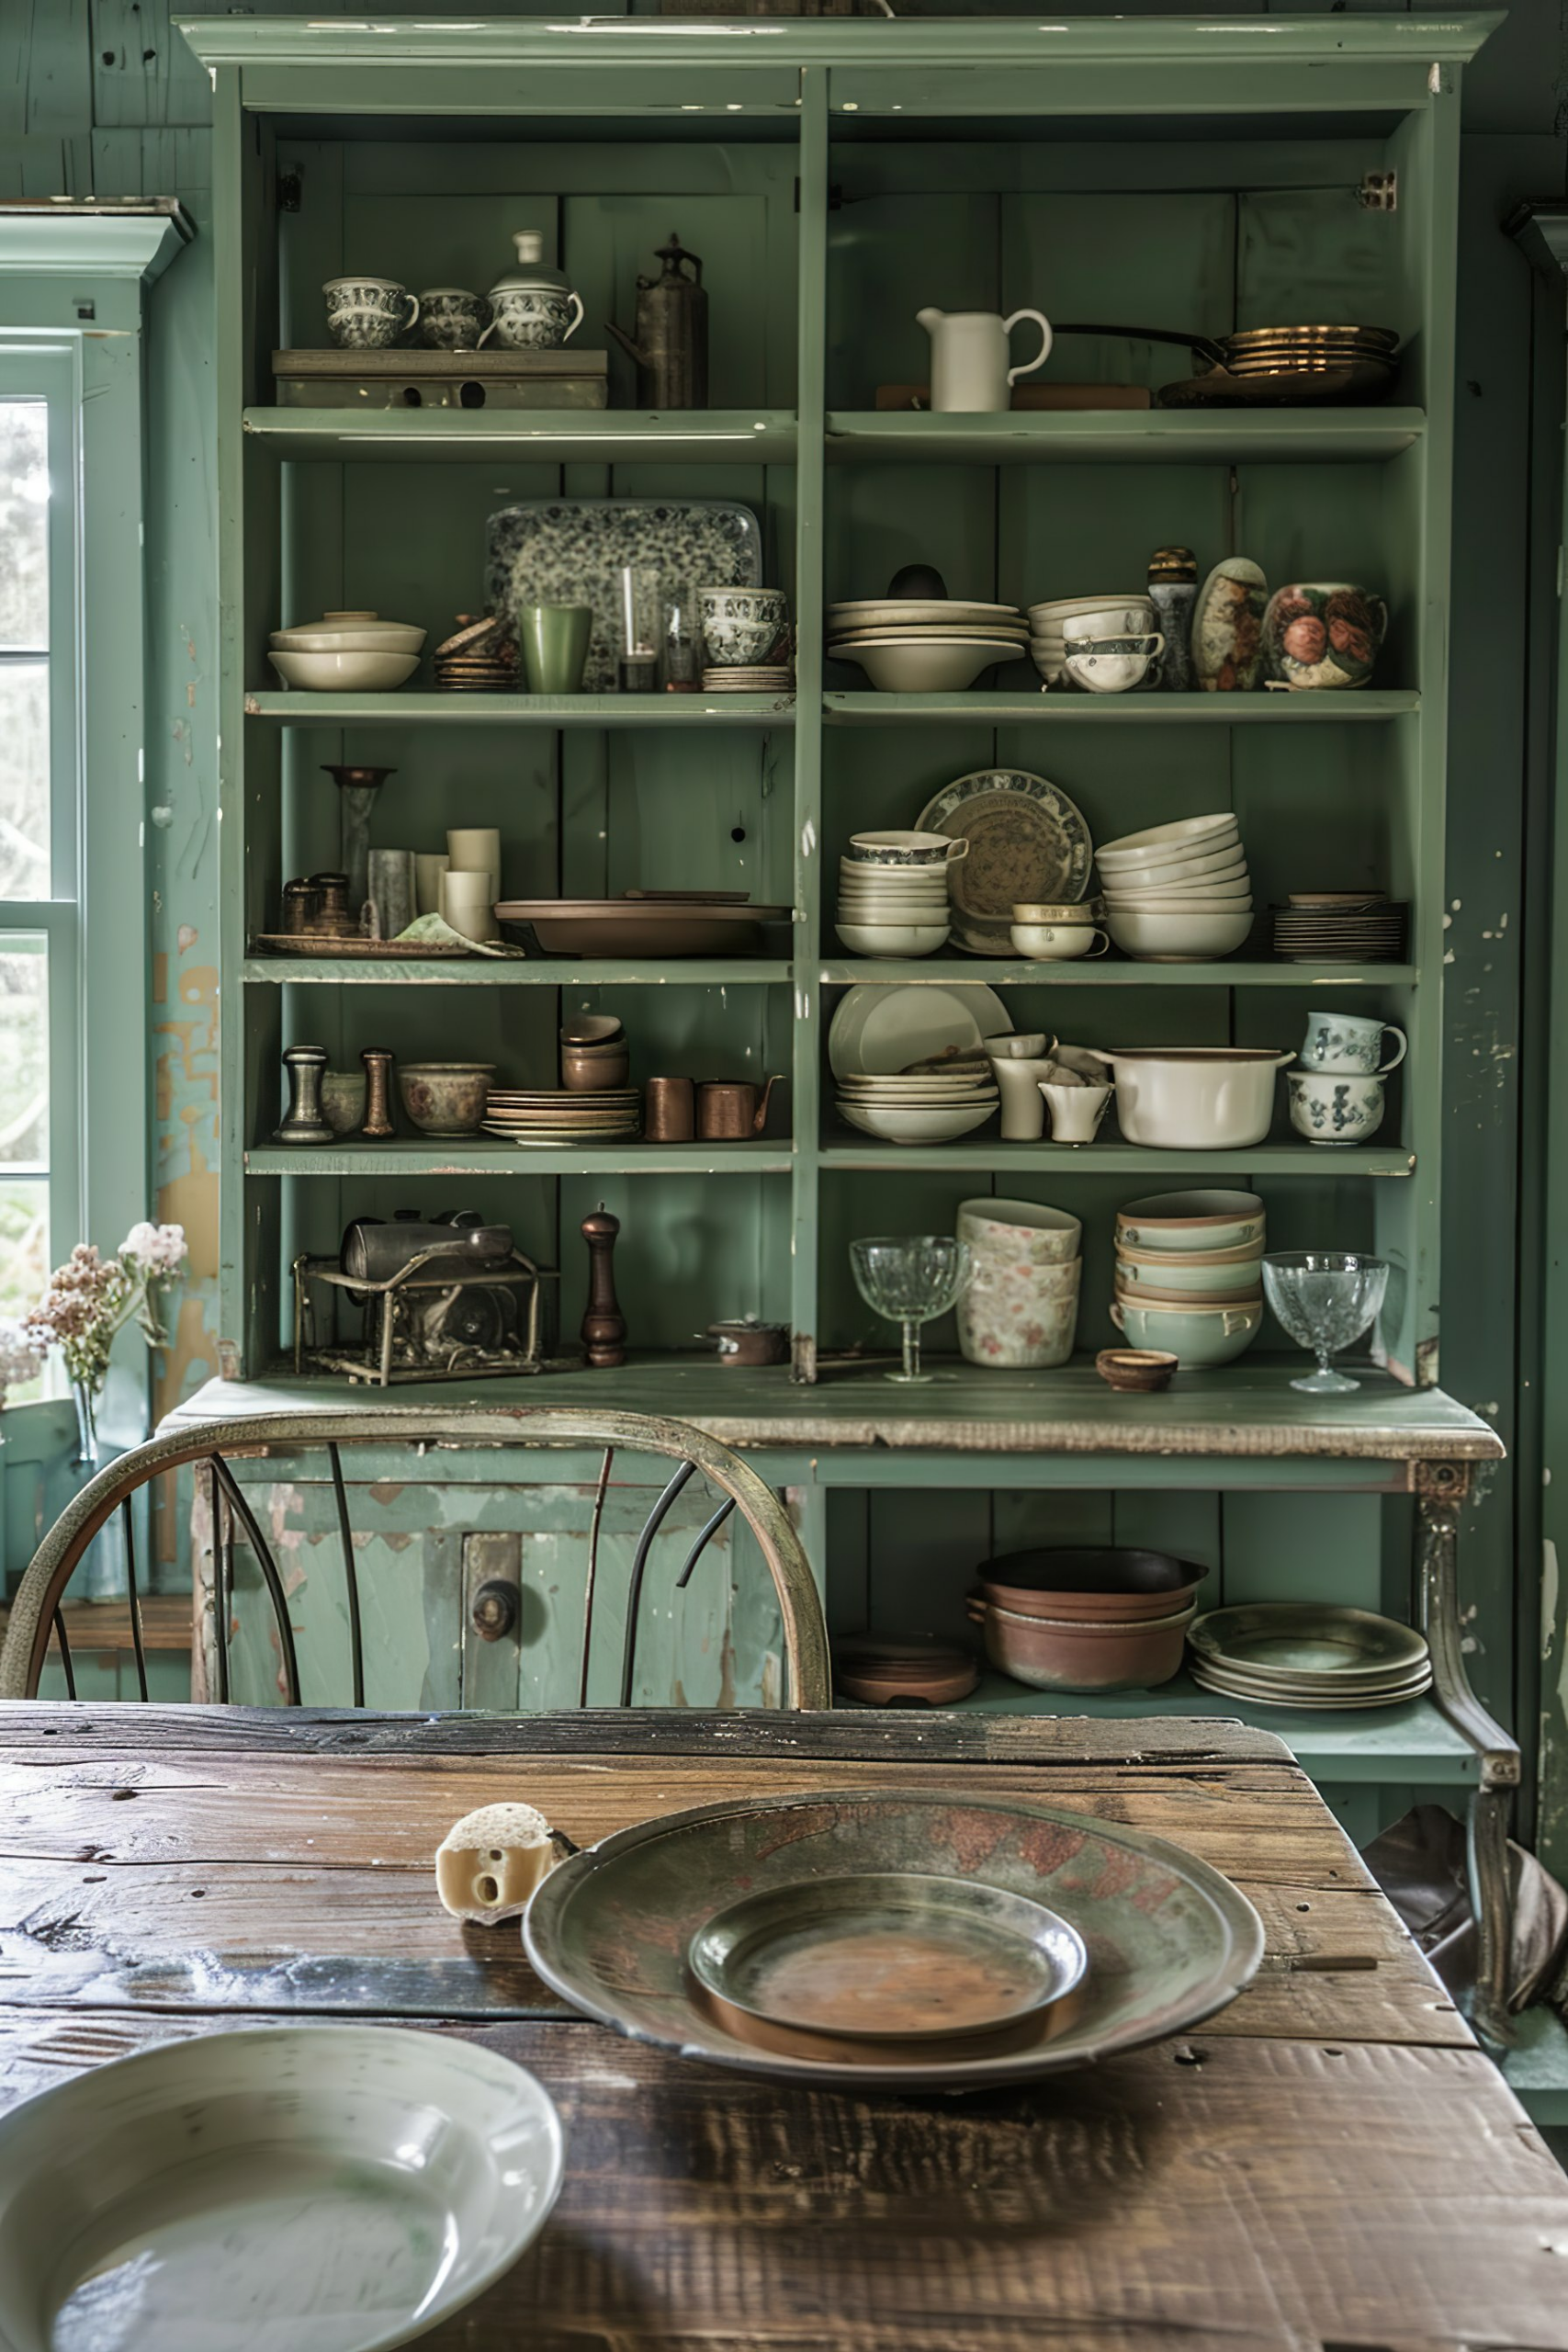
xmin=916 ymin=307 xmax=1053 ymax=413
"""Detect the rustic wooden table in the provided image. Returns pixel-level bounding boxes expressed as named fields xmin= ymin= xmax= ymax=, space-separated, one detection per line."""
xmin=2 ymin=1702 xmax=1565 ymax=2350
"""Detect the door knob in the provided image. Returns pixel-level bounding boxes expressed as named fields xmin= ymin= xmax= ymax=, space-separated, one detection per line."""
xmin=470 ymin=1578 xmax=520 ymax=1643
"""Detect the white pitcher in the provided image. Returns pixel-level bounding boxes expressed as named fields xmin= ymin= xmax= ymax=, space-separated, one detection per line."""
xmin=917 ymin=306 xmax=1053 ymax=413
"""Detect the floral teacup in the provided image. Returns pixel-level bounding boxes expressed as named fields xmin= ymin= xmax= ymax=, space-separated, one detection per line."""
xmin=481 ymin=286 xmax=584 ymax=350
xmin=420 ymin=288 xmax=491 ymax=351
xmin=1299 ymin=1011 xmax=1407 ymax=1075
xmin=1286 ymin=1069 xmax=1386 ymax=1146
xmin=699 ymin=587 xmax=790 ymax=667
xmin=323 ymin=277 xmax=420 ymax=350
xmin=1062 ymin=631 xmax=1165 ymax=695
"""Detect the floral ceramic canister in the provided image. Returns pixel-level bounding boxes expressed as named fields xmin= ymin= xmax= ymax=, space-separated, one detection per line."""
xmin=1191 ymin=556 xmax=1269 ymax=693
xmin=1262 ymin=582 xmax=1388 ymax=691
xmin=957 ymin=1251 xmax=1082 ymax=1370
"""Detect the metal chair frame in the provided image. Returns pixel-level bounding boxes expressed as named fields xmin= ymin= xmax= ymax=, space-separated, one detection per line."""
xmin=0 ymin=1407 xmax=832 ymax=1711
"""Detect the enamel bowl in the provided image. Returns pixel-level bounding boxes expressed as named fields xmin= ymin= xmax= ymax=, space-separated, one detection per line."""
xmin=1115 ymin=1191 xmax=1266 ymax=1254
xmin=1106 ymin=910 xmax=1254 ymax=961
xmin=839 ymin=1100 xmax=996 ymax=1143
xmin=835 ymin=922 xmax=951 ymax=957
xmin=1081 ymin=1046 xmax=1291 ymax=1149
xmin=1110 ymin=1295 xmax=1265 ymax=1367
xmin=1114 ymin=1238 xmax=1265 ymax=1296
xmin=0 ymin=2026 xmax=565 ymax=2352
xmin=270 ymin=650 xmax=420 ymax=693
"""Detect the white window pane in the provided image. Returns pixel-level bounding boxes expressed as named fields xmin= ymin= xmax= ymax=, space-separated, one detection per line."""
xmin=0 ymin=664 xmax=50 ymax=897
xmin=0 ymin=939 xmax=48 ymax=1170
xmin=0 ymin=1174 xmax=48 ymax=1333
xmin=0 ymin=401 xmax=48 ymax=652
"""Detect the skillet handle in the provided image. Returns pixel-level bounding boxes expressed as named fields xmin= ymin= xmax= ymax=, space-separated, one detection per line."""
xmin=1052 ymin=322 xmax=1229 ymax=369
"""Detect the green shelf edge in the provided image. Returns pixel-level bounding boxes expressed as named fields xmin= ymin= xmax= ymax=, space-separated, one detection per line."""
xmin=825 ymin=409 xmax=1426 ymax=464
xmin=243 ymin=407 xmax=800 ymax=464
xmin=245 ymin=1141 xmax=795 ymax=1176
xmin=241 ymin=957 xmax=795 ymax=986
xmin=823 ymin=690 xmax=1421 ymax=725
xmin=818 ymin=1142 xmax=1415 ymax=1176
xmin=244 ymin=692 xmax=797 ymax=728
xmin=818 ymin=960 xmax=1418 ymax=989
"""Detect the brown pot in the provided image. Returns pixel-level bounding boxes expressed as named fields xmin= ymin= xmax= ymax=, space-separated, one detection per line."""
xmin=966 ymin=1593 xmax=1194 ymax=1693
xmin=976 ymin=1546 xmax=1207 ymax=1624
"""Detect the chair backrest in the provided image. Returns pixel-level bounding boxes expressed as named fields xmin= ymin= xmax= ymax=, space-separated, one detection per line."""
xmin=0 ymin=1405 xmax=831 ymax=1710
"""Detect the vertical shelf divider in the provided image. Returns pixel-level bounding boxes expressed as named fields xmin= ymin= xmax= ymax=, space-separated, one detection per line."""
xmin=790 ymin=66 xmax=829 ymax=1383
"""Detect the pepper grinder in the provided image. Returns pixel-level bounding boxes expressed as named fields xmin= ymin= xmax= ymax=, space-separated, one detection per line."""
xmin=1148 ymin=546 xmax=1198 ymax=694
xmin=277 ymin=1045 xmax=333 ymax=1144
xmin=581 ymin=1204 xmax=626 ymax=1368
xmin=360 ymin=1047 xmax=395 ymax=1139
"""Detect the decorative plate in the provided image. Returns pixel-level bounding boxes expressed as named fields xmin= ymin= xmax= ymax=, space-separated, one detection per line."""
xmin=915 ymin=771 xmax=1094 ymax=955
xmin=828 ymin=981 xmax=1011 ymax=1080
xmin=0 ymin=2025 xmax=564 ymax=2352
xmin=525 ymin=1788 xmax=1264 ymax=2093
xmin=485 ymin=499 xmax=761 ymax=693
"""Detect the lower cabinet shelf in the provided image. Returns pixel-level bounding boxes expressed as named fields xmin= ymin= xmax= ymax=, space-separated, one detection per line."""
xmin=245 ymin=1141 xmax=794 ymax=1175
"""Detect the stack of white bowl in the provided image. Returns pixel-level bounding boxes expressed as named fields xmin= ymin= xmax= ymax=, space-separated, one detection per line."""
xmin=1110 ymin=1188 xmax=1267 ymax=1369
xmin=1028 ymin=594 xmax=1155 ymax=689
xmin=269 ymin=610 xmax=425 ymax=693
xmin=836 ymin=1065 xmax=998 ymax=1144
xmin=1097 ymin=813 xmax=1253 ymax=962
xmin=835 ymin=831 xmax=955 ymax=959
xmin=955 ymin=1198 xmax=1081 ymax=1370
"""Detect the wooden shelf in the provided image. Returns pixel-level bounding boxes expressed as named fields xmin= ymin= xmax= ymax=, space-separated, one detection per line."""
xmin=824 ymin=690 xmax=1420 ymax=725
xmin=818 ymin=1140 xmax=1415 ymax=1175
xmin=244 ymin=408 xmax=798 ymax=464
xmin=245 ymin=1140 xmax=794 ymax=1176
xmin=245 ymin=692 xmax=795 ymax=727
xmin=826 ymin=410 xmax=1426 ymax=465
xmin=818 ymin=959 xmax=1417 ymax=988
xmin=243 ymin=956 xmax=794 ymax=986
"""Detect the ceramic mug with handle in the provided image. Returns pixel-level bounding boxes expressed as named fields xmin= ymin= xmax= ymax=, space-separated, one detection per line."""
xmin=916 ymin=306 xmax=1054 ymax=413
xmin=323 ymin=277 xmax=420 ymax=349
xmin=1298 ymin=1010 xmax=1407 ymax=1076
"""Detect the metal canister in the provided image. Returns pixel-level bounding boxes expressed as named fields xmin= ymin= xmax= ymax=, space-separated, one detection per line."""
xmin=1148 ymin=546 xmax=1198 ymax=693
xmin=606 ymin=232 xmax=708 ymax=411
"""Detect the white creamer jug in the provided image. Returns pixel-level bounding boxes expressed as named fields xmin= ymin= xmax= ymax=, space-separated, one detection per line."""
xmin=917 ymin=306 xmax=1053 ymax=413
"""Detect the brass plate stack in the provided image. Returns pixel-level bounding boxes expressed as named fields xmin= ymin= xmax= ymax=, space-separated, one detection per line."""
xmin=1222 ymin=323 xmax=1399 ymax=379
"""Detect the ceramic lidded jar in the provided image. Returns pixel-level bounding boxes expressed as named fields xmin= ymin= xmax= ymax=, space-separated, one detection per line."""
xmin=484 ymin=232 xmax=585 ymax=351
xmin=1262 ymin=582 xmax=1388 ymax=691
xmin=1192 ymin=556 xmax=1269 ymax=692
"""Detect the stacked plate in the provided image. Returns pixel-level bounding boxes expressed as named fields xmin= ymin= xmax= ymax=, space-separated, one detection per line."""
xmin=827 ymin=598 xmax=1027 ymax=694
xmin=1097 ymin=813 xmax=1253 ymax=962
xmin=836 ymin=831 xmax=953 ymax=959
xmin=1028 ymin=594 xmax=1154 ymax=689
xmin=702 ymin=660 xmax=795 ymax=695
xmin=484 ymin=1087 xmax=640 ymax=1145
xmin=1223 ymin=323 xmax=1399 ymax=382
xmin=833 ymin=1634 xmax=979 ymax=1707
xmin=1272 ymin=893 xmax=1407 ymax=964
xmin=434 ymin=614 xmax=518 ymax=693
xmin=1187 ymin=1602 xmax=1432 ymax=1710
xmin=836 ymin=1067 xmax=998 ymax=1145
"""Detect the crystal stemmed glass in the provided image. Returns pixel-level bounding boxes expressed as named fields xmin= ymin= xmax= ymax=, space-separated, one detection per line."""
xmin=1262 ymin=1250 xmax=1389 ymax=1395
xmin=850 ymin=1236 xmax=974 ymax=1385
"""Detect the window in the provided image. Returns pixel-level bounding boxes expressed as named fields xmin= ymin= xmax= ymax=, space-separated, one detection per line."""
xmin=0 ymin=351 xmax=83 ymax=1379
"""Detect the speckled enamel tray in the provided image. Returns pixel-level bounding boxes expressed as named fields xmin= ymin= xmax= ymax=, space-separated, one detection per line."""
xmin=525 ymin=1788 xmax=1264 ymax=2092
xmin=916 ymin=771 xmax=1093 ymax=955
xmin=485 ymin=499 xmax=762 ymax=692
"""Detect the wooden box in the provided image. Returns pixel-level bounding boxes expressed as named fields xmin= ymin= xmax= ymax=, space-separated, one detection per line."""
xmin=271 ymin=348 xmax=609 ymax=412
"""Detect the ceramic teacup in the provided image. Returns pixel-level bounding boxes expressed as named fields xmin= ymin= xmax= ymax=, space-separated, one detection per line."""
xmin=1298 ymin=1010 xmax=1407 ymax=1076
xmin=1040 ymin=1080 xmax=1112 ymax=1142
xmin=1063 ymin=631 xmax=1165 ymax=695
xmin=700 ymin=587 xmax=789 ymax=667
xmin=1286 ymin=1069 xmax=1386 ymax=1147
xmin=1011 ymin=920 xmax=1109 ymax=961
xmin=848 ymin=831 xmax=968 ymax=868
xmin=420 ymin=288 xmax=491 ymax=351
xmin=480 ymin=285 xmax=584 ymax=349
xmin=956 ymin=1197 xmax=1081 ymax=1264
xmin=323 ymin=277 xmax=420 ymax=349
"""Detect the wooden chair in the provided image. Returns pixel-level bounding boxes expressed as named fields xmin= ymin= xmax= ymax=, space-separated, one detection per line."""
xmin=0 ymin=1407 xmax=831 ymax=1710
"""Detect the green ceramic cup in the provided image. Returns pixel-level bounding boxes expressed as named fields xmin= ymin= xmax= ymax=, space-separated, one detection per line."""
xmin=518 ymin=603 xmax=593 ymax=695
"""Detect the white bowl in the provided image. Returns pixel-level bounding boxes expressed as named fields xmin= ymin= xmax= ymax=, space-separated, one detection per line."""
xmin=839 ymin=889 xmax=951 ymax=911
xmin=1107 ymin=910 xmax=1254 ymax=961
xmin=1105 ymin=882 xmax=1252 ymax=909
xmin=839 ymin=1099 xmax=996 ymax=1143
xmin=1011 ymin=922 xmax=1108 ymax=960
xmin=1079 ymin=1046 xmax=1291 ymax=1148
xmin=835 ymin=922 xmax=951 ymax=957
xmin=269 ymin=650 xmax=421 ymax=693
xmin=1097 ymin=815 xmax=1240 ymax=863
xmin=1100 ymin=846 xmax=1248 ymax=889
xmin=271 ymin=624 xmax=426 ymax=655
xmin=836 ymin=639 xmax=1023 ymax=693
xmin=0 ymin=2025 xmax=565 ymax=2352
xmin=1028 ymin=595 xmax=1155 ymax=625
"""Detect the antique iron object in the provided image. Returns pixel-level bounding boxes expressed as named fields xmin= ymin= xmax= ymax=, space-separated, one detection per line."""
xmin=292 ymin=1209 xmax=569 ymax=1385
xmin=605 ymin=232 xmax=708 ymax=409
xmin=525 ymin=1788 xmax=1264 ymax=2091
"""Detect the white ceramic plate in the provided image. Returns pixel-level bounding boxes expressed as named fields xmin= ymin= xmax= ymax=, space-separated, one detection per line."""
xmin=828 ymin=600 xmax=1021 ymax=628
xmin=917 ymin=770 xmax=1093 ymax=955
xmin=838 ymin=1101 xmax=998 ymax=1143
xmin=0 ymin=2025 xmax=564 ymax=2352
xmin=828 ymin=981 xmax=1011 ymax=1081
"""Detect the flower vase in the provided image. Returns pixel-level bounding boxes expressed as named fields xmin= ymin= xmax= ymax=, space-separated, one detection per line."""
xmin=72 ymin=1381 xmax=100 ymax=1471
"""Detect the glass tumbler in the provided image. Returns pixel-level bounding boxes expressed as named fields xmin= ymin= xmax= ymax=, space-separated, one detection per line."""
xmin=850 ymin=1235 xmax=973 ymax=1385
xmin=1262 ymin=1250 xmax=1389 ymax=1394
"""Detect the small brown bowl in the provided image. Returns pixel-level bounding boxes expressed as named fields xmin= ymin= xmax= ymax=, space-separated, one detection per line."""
xmin=1096 ymin=1347 xmax=1179 ymax=1394
xmin=396 ymin=1062 xmax=495 ymax=1136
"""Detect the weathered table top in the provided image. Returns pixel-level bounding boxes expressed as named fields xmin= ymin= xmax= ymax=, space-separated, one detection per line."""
xmin=2 ymin=1703 xmax=1562 ymax=2350
xmin=167 ymin=1360 xmax=1506 ymax=1465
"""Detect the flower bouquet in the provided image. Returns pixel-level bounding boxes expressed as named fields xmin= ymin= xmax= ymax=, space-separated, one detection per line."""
xmin=28 ymin=1222 xmax=188 ymax=1466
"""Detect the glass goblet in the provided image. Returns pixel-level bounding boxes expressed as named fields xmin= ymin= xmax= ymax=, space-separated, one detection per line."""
xmin=850 ymin=1235 xmax=973 ymax=1385
xmin=1262 ymin=1250 xmax=1389 ymax=1395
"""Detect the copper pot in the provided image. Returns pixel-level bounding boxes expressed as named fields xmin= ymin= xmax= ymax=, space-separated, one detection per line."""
xmin=695 ymin=1075 xmax=780 ymax=1140
xmin=966 ymin=1592 xmax=1195 ymax=1692
xmin=976 ymin=1546 xmax=1206 ymax=1625
xmin=705 ymin=1318 xmax=789 ymax=1367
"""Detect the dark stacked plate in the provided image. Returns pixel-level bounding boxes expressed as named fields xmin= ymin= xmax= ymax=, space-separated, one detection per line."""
xmin=434 ymin=614 xmax=517 ymax=693
xmin=1272 ymin=893 xmax=1407 ymax=963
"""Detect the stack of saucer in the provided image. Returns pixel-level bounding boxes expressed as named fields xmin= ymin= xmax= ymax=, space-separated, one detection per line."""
xmin=434 ymin=614 xmax=517 ymax=693
xmin=1223 ymin=323 xmax=1399 ymax=382
xmin=1187 ymin=1602 xmax=1431 ymax=1711
xmin=701 ymin=658 xmax=795 ymax=695
xmin=1272 ymin=893 xmax=1406 ymax=964
xmin=835 ymin=1068 xmax=998 ymax=1145
xmin=835 ymin=831 xmax=953 ymax=959
xmin=827 ymin=598 xmax=1027 ymax=694
xmin=484 ymin=1087 xmax=640 ymax=1145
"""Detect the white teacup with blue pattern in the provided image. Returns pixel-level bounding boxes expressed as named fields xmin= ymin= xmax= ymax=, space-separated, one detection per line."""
xmin=1298 ymin=1010 xmax=1407 ymax=1076
xmin=323 ymin=277 xmax=420 ymax=350
xmin=480 ymin=286 xmax=584 ymax=350
xmin=1287 ymin=1069 xmax=1387 ymax=1147
xmin=420 ymin=288 xmax=491 ymax=351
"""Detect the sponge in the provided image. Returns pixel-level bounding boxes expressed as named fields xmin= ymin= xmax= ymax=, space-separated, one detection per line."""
xmin=435 ymin=1801 xmax=576 ymax=1924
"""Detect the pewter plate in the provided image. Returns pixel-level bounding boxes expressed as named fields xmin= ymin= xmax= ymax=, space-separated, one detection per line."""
xmin=917 ymin=771 xmax=1094 ymax=955
xmin=485 ymin=499 xmax=761 ymax=693
xmin=687 ymin=1871 xmax=1087 ymax=2041
xmin=1188 ymin=1602 xmax=1429 ymax=1682
xmin=525 ymin=1788 xmax=1263 ymax=2092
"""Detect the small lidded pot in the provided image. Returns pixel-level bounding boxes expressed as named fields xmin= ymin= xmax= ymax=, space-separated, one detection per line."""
xmin=420 ymin=288 xmax=491 ymax=352
xmin=483 ymin=231 xmax=584 ymax=350
xmin=705 ymin=1317 xmax=789 ymax=1368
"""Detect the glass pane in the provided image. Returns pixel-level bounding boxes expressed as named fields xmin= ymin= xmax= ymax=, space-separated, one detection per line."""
xmin=0 ymin=939 xmax=48 ymax=1171
xmin=0 ymin=664 xmax=50 ymax=898
xmin=0 ymin=401 xmax=49 ymax=652
xmin=0 ymin=1176 xmax=49 ymax=1329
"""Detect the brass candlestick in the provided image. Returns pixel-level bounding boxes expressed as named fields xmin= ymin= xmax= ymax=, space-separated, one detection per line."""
xmin=277 ymin=1045 xmax=333 ymax=1144
xmin=360 ymin=1047 xmax=395 ymax=1139
xmin=581 ymin=1204 xmax=626 ymax=1368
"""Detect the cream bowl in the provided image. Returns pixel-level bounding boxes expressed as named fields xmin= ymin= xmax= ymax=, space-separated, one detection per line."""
xmin=1100 ymin=842 xmax=1249 ymax=888
xmin=1115 ymin=1239 xmax=1265 ymax=1296
xmin=269 ymin=649 xmax=420 ymax=693
xmin=1097 ymin=815 xmax=1239 ymax=863
xmin=271 ymin=624 xmax=427 ymax=656
xmin=1104 ymin=877 xmax=1251 ymax=904
xmin=1011 ymin=922 xmax=1109 ymax=960
xmin=1109 ymin=1295 xmax=1265 ymax=1367
xmin=1108 ymin=911 xmax=1253 ymax=962
xmin=1115 ymin=1191 xmax=1266 ymax=1254
xmin=958 ymin=1197 xmax=1082 ymax=1262
xmin=839 ymin=639 xmax=1023 ymax=692
xmin=1081 ymin=1046 xmax=1291 ymax=1149
xmin=835 ymin=921 xmax=950 ymax=957
xmin=839 ymin=1100 xmax=996 ymax=1143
